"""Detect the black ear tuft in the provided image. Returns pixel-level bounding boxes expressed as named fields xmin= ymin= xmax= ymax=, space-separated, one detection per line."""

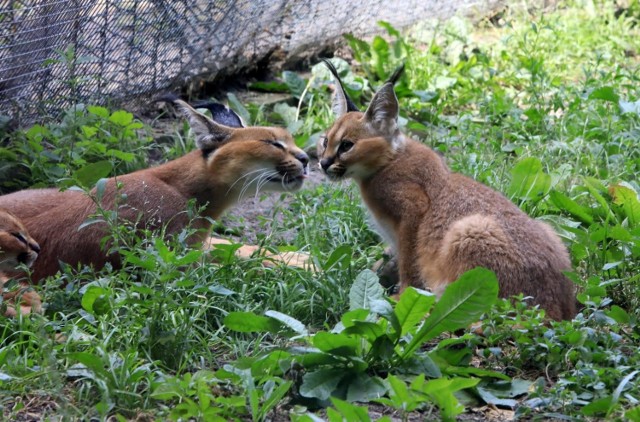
xmin=154 ymin=92 xmax=181 ymax=104
xmin=322 ymin=59 xmax=360 ymax=113
xmin=386 ymin=64 xmax=405 ymax=86
xmin=159 ymin=97 xmax=235 ymax=152
xmin=192 ymin=101 xmax=245 ymax=128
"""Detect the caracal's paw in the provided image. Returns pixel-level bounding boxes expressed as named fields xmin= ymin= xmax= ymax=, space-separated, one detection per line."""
xmin=2 ymin=282 xmax=43 ymax=317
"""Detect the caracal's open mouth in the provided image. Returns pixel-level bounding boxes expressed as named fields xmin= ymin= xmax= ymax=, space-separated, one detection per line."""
xmin=266 ymin=172 xmax=307 ymax=189
xmin=323 ymin=168 xmax=346 ymax=181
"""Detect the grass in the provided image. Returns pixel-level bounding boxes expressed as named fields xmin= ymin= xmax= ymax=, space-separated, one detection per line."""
xmin=1 ymin=0 xmax=640 ymax=420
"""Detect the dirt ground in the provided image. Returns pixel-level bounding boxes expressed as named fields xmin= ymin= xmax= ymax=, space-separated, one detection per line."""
xmin=218 ymin=156 xmax=325 ymax=245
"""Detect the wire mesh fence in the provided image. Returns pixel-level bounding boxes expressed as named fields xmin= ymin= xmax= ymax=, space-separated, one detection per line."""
xmin=0 ymin=0 xmax=502 ymax=127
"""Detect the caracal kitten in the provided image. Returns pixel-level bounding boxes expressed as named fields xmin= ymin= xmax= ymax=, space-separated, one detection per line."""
xmin=318 ymin=61 xmax=576 ymax=320
xmin=0 ymin=99 xmax=309 ymax=281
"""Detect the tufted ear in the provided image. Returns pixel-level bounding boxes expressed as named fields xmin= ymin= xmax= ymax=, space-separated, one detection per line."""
xmin=192 ymin=101 xmax=245 ymax=128
xmin=170 ymin=99 xmax=235 ymax=151
xmin=363 ymin=64 xmax=405 ymax=135
xmin=364 ymin=83 xmax=399 ymax=135
xmin=322 ymin=59 xmax=359 ymax=118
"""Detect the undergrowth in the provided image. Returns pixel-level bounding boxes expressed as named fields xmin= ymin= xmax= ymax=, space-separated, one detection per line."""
xmin=1 ymin=0 xmax=640 ymax=420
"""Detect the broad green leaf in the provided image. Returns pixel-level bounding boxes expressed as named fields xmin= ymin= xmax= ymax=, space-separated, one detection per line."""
xmin=588 ymin=86 xmax=619 ymax=103
xmin=369 ymin=334 xmax=395 ymax=362
xmin=81 ymin=125 xmax=98 ymax=138
xmin=581 ymin=396 xmax=613 ymax=416
xmin=583 ymin=177 xmax=614 ymax=220
xmin=249 ymin=389 xmax=259 ymax=421
xmin=607 ymin=305 xmax=630 ymax=324
xmin=608 ymin=225 xmax=632 ymax=242
xmin=108 ymin=110 xmax=134 ymax=126
xmin=293 ymin=351 xmax=345 ymax=369
xmin=443 ymin=366 xmax=511 ymax=381
xmin=66 ymin=352 xmax=105 ymax=375
xmin=384 ymin=374 xmax=412 ymax=408
xmin=346 ymin=374 xmax=388 ymax=402
xmin=394 ymin=287 xmax=435 ymax=336
xmin=208 ymin=242 xmax=243 ymax=263
xmin=87 ymin=105 xmax=109 ymax=118
xmin=378 ymin=20 xmax=401 ymax=37
xmin=476 ymin=387 xmax=517 ymax=408
xmin=477 ymin=379 xmax=532 ymax=399
xmin=154 ymin=237 xmax=173 ymax=263
xmin=248 ymin=350 xmax=291 ymax=378
xmin=608 ymin=183 xmax=640 ymax=227
xmin=341 ymin=309 xmax=372 ymax=328
xmin=81 ymin=286 xmax=111 ymax=315
xmin=403 ymin=268 xmax=499 ymax=358
xmin=343 ymin=34 xmax=371 ymax=65
xmin=324 ymin=244 xmax=352 ymax=270
xmin=265 ymin=310 xmax=308 ymax=336
xmin=150 ymin=381 xmax=182 ymax=400
xmin=300 ymin=368 xmax=345 ymax=400
xmin=175 ymin=250 xmax=203 ymax=265
xmin=421 ymin=377 xmax=480 ymax=422
xmin=120 ymin=251 xmax=156 ymax=271
xmin=282 ymin=71 xmax=307 ymax=98
xmin=349 ymin=269 xmax=384 ymax=311
xmin=95 ymin=178 xmax=107 ymax=200
xmin=107 ymin=149 xmax=136 ymax=162
xmin=372 ymin=38 xmax=390 ymax=79
xmin=400 ymin=353 xmax=441 ymax=378
xmin=548 ymin=190 xmax=594 ymax=225
xmin=273 ymin=102 xmax=303 ymax=134
xmin=313 ymin=331 xmax=359 ymax=357
xmin=261 ymin=381 xmax=293 ymax=418
xmin=223 ymin=312 xmax=282 ymax=333
xmin=625 ymin=406 xmax=640 ymax=420
xmin=434 ymin=76 xmax=457 ymax=90
xmin=343 ymin=321 xmax=385 ymax=343
xmin=226 ymin=93 xmax=251 ymax=124
xmin=74 ymin=160 xmax=112 ymax=188
xmin=507 ymin=157 xmax=551 ymax=201
xmin=328 ymin=399 xmax=371 ymax=422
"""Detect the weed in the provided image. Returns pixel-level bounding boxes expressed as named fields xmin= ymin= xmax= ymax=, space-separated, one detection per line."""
xmin=1 ymin=0 xmax=640 ymax=419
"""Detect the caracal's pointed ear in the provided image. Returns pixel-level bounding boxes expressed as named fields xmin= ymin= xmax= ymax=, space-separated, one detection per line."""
xmin=171 ymin=99 xmax=235 ymax=151
xmin=364 ymin=83 xmax=399 ymax=133
xmin=192 ymin=101 xmax=245 ymax=128
xmin=322 ymin=58 xmax=360 ymax=118
xmin=364 ymin=64 xmax=405 ymax=134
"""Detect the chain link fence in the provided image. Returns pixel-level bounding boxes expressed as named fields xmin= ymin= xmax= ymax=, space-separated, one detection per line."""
xmin=0 ymin=0 xmax=503 ymax=127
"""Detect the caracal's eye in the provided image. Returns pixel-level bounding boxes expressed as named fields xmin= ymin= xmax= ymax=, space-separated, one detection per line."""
xmin=262 ymin=139 xmax=285 ymax=150
xmin=339 ymin=140 xmax=354 ymax=153
xmin=12 ymin=232 xmax=27 ymax=245
xmin=322 ymin=136 xmax=328 ymax=150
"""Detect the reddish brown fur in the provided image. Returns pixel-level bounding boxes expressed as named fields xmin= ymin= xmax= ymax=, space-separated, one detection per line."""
xmin=320 ymin=81 xmax=576 ymax=320
xmin=0 ymin=101 xmax=308 ymax=282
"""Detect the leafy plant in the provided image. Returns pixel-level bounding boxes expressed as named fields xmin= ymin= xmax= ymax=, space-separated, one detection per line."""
xmin=224 ymin=268 xmax=500 ymax=417
xmin=0 ymin=105 xmax=151 ymax=193
xmin=2 ymin=1 xmax=640 ymax=420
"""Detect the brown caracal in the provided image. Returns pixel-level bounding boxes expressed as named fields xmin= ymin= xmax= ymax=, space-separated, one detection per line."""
xmin=0 ymin=209 xmax=42 ymax=316
xmin=319 ymin=60 xmax=576 ymax=320
xmin=0 ymin=98 xmax=309 ymax=282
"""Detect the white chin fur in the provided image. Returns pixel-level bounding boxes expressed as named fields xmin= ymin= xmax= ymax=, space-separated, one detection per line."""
xmin=391 ymin=133 xmax=406 ymax=152
xmin=346 ymin=164 xmax=376 ymax=180
xmin=268 ymin=178 xmax=304 ymax=191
